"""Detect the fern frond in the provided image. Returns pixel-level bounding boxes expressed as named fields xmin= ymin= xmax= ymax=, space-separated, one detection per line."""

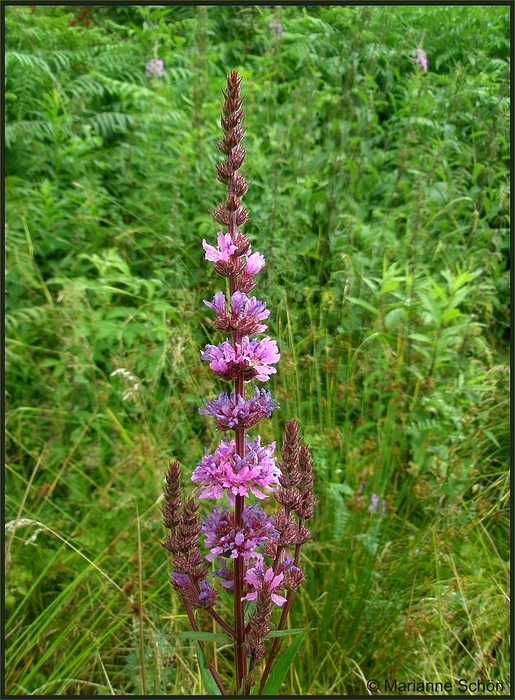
xmin=89 ymin=111 xmax=133 ymax=138
xmin=5 ymin=306 xmax=52 ymax=332
xmin=41 ymin=47 xmax=98 ymax=72
xmin=138 ymin=109 xmax=188 ymax=129
xmin=89 ymin=71 xmax=154 ymax=104
xmin=7 ymin=246 xmax=41 ymax=292
xmin=5 ymin=121 xmax=55 ymax=149
xmin=65 ymin=74 xmax=110 ymax=100
xmin=365 ymin=43 xmax=390 ymax=60
xmin=5 ymin=50 xmax=63 ymax=91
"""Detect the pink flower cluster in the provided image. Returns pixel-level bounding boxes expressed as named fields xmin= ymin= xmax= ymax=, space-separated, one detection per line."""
xmin=412 ymin=47 xmax=428 ymax=72
xmin=204 ymin=291 xmax=270 ymax=334
xmin=192 ymin=436 xmax=280 ymax=503
xmin=145 ymin=58 xmax=164 ymax=78
xmin=202 ymin=233 xmax=265 ymax=292
xmin=201 ymin=336 xmax=280 ymax=382
xmin=201 ymin=504 xmax=277 ymax=562
xmin=242 ymin=567 xmax=287 ymax=607
xmin=200 ymin=387 xmax=279 ymax=431
xmin=268 ymin=19 xmax=284 ymax=39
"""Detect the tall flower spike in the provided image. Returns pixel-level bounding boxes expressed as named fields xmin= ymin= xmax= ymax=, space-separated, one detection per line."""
xmin=164 ymin=71 xmax=312 ymax=696
xmin=203 ymin=70 xmax=255 ymax=295
xmin=278 ymin=420 xmax=302 ymax=488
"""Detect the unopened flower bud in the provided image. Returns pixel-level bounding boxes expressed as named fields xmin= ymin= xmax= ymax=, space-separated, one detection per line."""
xmin=229 ymin=145 xmax=245 ymax=170
xmin=274 ymin=489 xmax=302 ymax=511
xmin=216 ymin=160 xmax=236 ymax=184
xmin=297 ymin=493 xmax=315 ymax=520
xmin=218 ymin=126 xmax=245 ymax=155
xmin=284 ymin=565 xmax=305 ymax=591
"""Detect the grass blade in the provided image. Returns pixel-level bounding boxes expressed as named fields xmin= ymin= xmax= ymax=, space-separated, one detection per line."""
xmin=193 ymin=641 xmax=222 ymax=696
xmin=260 ymin=627 xmax=308 ymax=695
xmin=179 ymin=631 xmax=232 ymax=644
xmin=266 ymin=628 xmax=312 ymax=638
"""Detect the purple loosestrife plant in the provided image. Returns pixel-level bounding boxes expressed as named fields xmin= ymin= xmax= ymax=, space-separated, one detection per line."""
xmin=162 ymin=71 xmax=315 ymax=695
xmin=412 ymin=46 xmax=428 ymax=72
xmin=145 ymin=58 xmax=164 ymax=78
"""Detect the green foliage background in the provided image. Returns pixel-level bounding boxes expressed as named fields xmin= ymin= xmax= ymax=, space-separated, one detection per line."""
xmin=5 ymin=3 xmax=510 ymax=695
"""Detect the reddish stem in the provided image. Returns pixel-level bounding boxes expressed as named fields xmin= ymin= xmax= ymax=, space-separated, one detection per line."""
xmin=181 ymin=595 xmax=228 ymax=695
xmin=233 ymin=495 xmax=246 ymax=691
xmin=258 ymin=522 xmax=305 ymax=693
xmin=229 ymin=308 xmax=246 ymax=691
xmin=221 ymin=70 xmax=250 ymax=693
xmin=233 ymin=360 xmax=246 ymax=689
xmin=205 ymin=607 xmax=237 ymax=639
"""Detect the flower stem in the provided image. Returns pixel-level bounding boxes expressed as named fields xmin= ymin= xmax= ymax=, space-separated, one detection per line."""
xmin=233 ymin=370 xmax=246 ymax=690
xmin=259 ymin=533 xmax=304 ymax=693
xmin=258 ymin=589 xmax=293 ymax=694
xmin=233 ymin=494 xmax=246 ymax=692
xmin=205 ymin=607 xmax=237 ymax=639
xmin=232 ymin=317 xmax=246 ymax=690
xmin=182 ymin=596 xmax=228 ymax=695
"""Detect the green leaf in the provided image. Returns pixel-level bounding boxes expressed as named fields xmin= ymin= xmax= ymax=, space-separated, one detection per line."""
xmin=345 ymin=296 xmax=379 ymax=315
xmin=419 ymin=292 xmax=443 ymax=325
xmin=179 ymin=631 xmax=232 ymax=644
xmin=408 ymin=333 xmax=433 ymax=344
xmin=442 ymin=308 xmax=462 ymax=324
xmin=379 ymin=279 xmax=401 ymax=295
xmin=384 ymin=307 xmax=406 ymax=331
xmin=260 ymin=627 xmax=309 ymax=695
xmin=482 ymin=429 xmax=501 ymax=449
xmin=193 ymin=641 xmax=222 ymax=695
xmin=266 ymin=628 xmax=310 ymax=638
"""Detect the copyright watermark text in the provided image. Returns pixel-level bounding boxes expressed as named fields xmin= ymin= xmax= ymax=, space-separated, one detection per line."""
xmin=366 ymin=678 xmax=508 ymax=694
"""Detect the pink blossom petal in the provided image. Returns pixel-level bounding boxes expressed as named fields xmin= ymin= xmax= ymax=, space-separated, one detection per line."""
xmin=271 ymin=593 xmax=287 ymax=606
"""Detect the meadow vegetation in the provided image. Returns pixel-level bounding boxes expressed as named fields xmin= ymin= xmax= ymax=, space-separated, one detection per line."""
xmin=5 ymin=4 xmax=510 ymax=695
